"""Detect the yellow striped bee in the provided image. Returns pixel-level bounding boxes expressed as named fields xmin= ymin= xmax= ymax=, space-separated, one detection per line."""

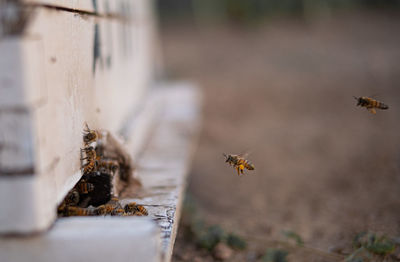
xmin=124 ymin=202 xmax=148 ymax=216
xmin=81 ymin=146 xmax=98 ymax=175
xmin=354 ymin=96 xmax=389 ymax=114
xmin=223 ymin=153 xmax=255 ymax=176
xmin=64 ymin=206 xmax=97 ymax=216
xmin=57 ymin=189 xmax=80 ymax=215
xmin=96 ymin=198 xmax=124 ymax=215
xmin=64 ymin=189 xmax=80 ymax=205
xmin=75 ymin=180 xmax=94 ymax=194
xmin=83 ymin=123 xmax=101 ymax=146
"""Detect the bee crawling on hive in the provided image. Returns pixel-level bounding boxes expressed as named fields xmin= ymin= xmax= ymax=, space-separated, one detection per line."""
xmin=75 ymin=179 xmax=95 ymax=194
xmin=95 ymin=198 xmax=148 ymax=216
xmin=96 ymin=197 xmax=124 ymax=216
xmin=63 ymin=206 xmax=98 ymax=216
xmin=83 ymin=122 xmax=101 ymax=146
xmin=353 ymin=96 xmax=389 ymax=114
xmin=223 ymin=153 xmax=254 ymax=176
xmin=80 ymin=146 xmax=98 ymax=175
xmin=124 ymin=202 xmax=148 ymax=216
xmin=57 ymin=189 xmax=80 ymax=216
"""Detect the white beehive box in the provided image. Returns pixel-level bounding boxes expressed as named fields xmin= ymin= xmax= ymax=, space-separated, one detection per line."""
xmin=0 ymin=0 xmax=157 ymax=233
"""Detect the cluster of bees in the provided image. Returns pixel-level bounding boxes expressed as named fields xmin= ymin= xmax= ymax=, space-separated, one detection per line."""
xmin=58 ymin=123 xmax=148 ymax=217
xmin=224 ymin=96 xmax=389 ymax=176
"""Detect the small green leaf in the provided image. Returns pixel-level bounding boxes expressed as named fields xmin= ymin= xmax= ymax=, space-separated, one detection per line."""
xmin=226 ymin=233 xmax=247 ymax=250
xmin=262 ymin=248 xmax=288 ymax=262
xmin=196 ymin=225 xmax=226 ymax=251
xmin=282 ymin=230 xmax=304 ymax=246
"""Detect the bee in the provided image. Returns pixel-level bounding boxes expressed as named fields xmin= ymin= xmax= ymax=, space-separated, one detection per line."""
xmin=64 ymin=189 xmax=80 ymax=206
xmin=353 ymin=96 xmax=389 ymax=114
xmin=80 ymin=146 xmax=97 ymax=162
xmin=96 ymin=204 xmax=114 ymax=215
xmin=96 ymin=198 xmax=125 ymax=216
xmin=124 ymin=202 xmax=148 ymax=216
xmin=83 ymin=123 xmax=101 ymax=146
xmin=64 ymin=206 xmax=97 ymax=216
xmin=75 ymin=180 xmax=95 ymax=194
xmin=97 ymin=159 xmax=119 ymax=173
xmin=57 ymin=189 xmax=80 ymax=215
xmin=112 ymin=208 xmax=126 ymax=216
xmin=223 ymin=153 xmax=255 ymax=176
xmin=82 ymin=159 xmax=96 ymax=175
xmin=81 ymin=146 xmax=98 ymax=175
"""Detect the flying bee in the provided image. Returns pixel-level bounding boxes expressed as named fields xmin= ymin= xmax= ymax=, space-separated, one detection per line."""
xmin=75 ymin=180 xmax=94 ymax=194
xmin=223 ymin=153 xmax=255 ymax=176
xmin=353 ymin=96 xmax=389 ymax=114
xmin=124 ymin=202 xmax=148 ymax=216
xmin=83 ymin=123 xmax=101 ymax=146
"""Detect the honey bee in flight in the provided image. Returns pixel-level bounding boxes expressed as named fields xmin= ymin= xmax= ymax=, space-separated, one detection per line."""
xmin=83 ymin=123 xmax=101 ymax=146
xmin=353 ymin=96 xmax=389 ymax=114
xmin=223 ymin=153 xmax=255 ymax=176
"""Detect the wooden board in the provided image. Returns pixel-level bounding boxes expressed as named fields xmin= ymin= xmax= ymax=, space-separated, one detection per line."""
xmin=0 ymin=0 xmax=157 ymax=233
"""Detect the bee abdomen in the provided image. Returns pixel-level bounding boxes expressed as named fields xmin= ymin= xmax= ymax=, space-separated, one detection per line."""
xmin=247 ymin=163 xmax=255 ymax=170
xmin=378 ymin=102 xmax=389 ymax=110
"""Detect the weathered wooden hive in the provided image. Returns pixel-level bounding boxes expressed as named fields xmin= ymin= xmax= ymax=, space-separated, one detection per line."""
xmin=0 ymin=1 xmax=201 ymax=261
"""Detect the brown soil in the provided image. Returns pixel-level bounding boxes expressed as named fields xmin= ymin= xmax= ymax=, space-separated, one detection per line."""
xmin=160 ymin=11 xmax=400 ymax=262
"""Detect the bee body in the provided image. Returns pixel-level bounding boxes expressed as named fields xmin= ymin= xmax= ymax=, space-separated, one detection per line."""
xmin=124 ymin=202 xmax=148 ymax=216
xmin=76 ymin=181 xmax=95 ymax=194
xmin=354 ymin=96 xmax=389 ymax=114
xmin=223 ymin=153 xmax=255 ymax=175
xmin=82 ymin=160 xmax=96 ymax=175
xmin=83 ymin=123 xmax=101 ymax=146
xmin=64 ymin=206 xmax=97 ymax=216
xmin=81 ymin=146 xmax=98 ymax=175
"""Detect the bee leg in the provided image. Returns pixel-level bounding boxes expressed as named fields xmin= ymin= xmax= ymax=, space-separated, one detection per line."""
xmin=239 ymin=164 xmax=245 ymax=175
xmin=236 ymin=167 xmax=240 ymax=176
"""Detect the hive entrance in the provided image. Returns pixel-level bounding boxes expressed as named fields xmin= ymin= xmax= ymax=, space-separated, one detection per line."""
xmin=57 ymin=123 xmax=146 ymax=217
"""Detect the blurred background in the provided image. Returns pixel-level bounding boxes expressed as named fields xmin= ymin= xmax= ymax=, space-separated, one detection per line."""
xmin=155 ymin=1 xmax=400 ymax=261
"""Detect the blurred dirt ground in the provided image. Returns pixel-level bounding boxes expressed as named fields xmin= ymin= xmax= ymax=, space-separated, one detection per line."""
xmin=160 ymin=11 xmax=400 ymax=262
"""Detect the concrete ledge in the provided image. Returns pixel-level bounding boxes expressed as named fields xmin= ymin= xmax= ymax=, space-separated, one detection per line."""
xmin=0 ymin=218 xmax=161 ymax=262
xmin=122 ymin=82 xmax=202 ymax=261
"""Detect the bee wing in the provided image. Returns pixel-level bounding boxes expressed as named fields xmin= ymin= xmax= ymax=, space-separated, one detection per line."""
xmin=83 ymin=122 xmax=91 ymax=132
xmin=369 ymin=93 xmax=379 ymax=99
xmin=238 ymin=151 xmax=251 ymax=158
